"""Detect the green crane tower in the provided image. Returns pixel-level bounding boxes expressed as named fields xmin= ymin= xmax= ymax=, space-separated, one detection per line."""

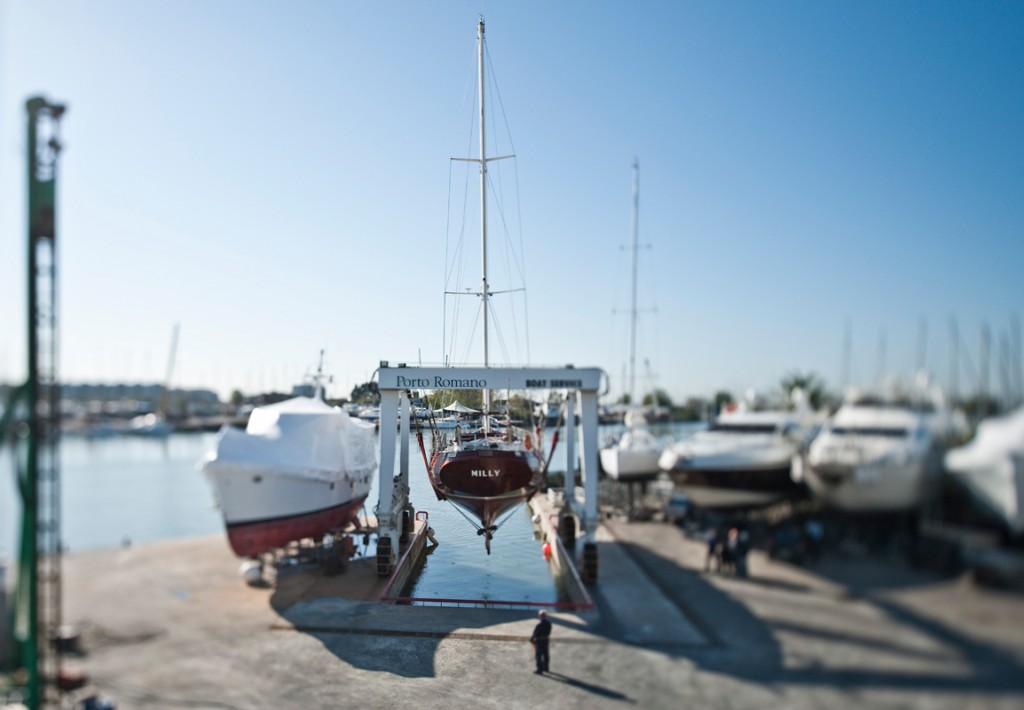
xmin=1 ymin=95 xmax=67 ymax=709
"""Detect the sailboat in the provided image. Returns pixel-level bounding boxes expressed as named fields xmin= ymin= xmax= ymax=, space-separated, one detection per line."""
xmin=422 ymin=19 xmax=547 ymax=554
xmin=599 ymin=161 xmax=663 ymax=481
xmin=128 ymin=323 xmax=178 ymax=436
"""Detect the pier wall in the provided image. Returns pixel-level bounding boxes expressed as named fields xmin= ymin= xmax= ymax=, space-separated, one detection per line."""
xmin=0 ymin=561 xmax=7 ymax=667
xmin=378 ymin=518 xmax=428 ymax=601
xmin=530 ymin=492 xmax=593 ymax=608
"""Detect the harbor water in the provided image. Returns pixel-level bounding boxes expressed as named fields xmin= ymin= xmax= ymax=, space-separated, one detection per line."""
xmin=0 ymin=420 xmax=702 ymax=602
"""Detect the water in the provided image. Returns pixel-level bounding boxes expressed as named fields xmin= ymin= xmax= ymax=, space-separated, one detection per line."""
xmin=0 ymin=421 xmax=703 ymax=602
xmin=0 ymin=433 xmax=224 ymax=559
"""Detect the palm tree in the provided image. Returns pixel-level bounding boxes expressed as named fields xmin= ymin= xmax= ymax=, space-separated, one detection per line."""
xmin=779 ymin=371 xmax=826 ymax=410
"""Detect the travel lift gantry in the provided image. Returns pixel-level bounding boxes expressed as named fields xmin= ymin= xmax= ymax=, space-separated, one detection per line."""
xmin=374 ymin=364 xmax=607 ymax=583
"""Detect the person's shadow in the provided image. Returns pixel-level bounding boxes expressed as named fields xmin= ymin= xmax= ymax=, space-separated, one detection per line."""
xmin=541 ymin=671 xmax=636 ymax=703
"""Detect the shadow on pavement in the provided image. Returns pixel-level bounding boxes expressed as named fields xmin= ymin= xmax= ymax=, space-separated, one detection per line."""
xmin=542 ymin=671 xmax=636 ymax=703
xmin=615 ymin=529 xmax=1024 ymax=695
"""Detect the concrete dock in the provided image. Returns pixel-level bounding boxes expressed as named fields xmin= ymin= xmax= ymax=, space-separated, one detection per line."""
xmin=58 ymin=517 xmax=1024 ymax=709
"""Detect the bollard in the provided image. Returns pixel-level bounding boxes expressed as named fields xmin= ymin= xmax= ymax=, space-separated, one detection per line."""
xmin=582 ymin=542 xmax=599 ymax=584
xmin=401 ymin=505 xmax=414 ymax=542
xmin=559 ymin=513 xmax=576 ymax=551
xmin=376 ymin=535 xmax=393 ymax=577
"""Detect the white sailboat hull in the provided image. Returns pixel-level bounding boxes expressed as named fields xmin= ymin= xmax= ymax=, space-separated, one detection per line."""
xmin=600 ymin=446 xmax=662 ymax=480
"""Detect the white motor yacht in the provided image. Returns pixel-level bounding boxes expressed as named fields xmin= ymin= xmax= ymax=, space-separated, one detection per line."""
xmin=800 ymin=388 xmax=963 ymax=513
xmin=659 ymin=407 xmax=815 ymax=508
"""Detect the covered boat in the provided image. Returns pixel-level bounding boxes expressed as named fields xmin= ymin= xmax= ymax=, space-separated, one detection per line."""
xmin=944 ymin=405 xmax=1024 ymax=537
xmin=201 ymin=368 xmax=377 ymax=558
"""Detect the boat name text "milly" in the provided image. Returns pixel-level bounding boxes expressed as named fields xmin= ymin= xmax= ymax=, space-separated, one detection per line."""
xmin=394 ymin=375 xmax=488 ymax=388
xmin=471 ymin=470 xmax=501 ymax=477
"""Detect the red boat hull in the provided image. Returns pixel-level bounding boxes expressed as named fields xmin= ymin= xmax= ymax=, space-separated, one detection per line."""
xmin=225 ymin=495 xmax=367 ymax=558
xmin=428 ymin=447 xmax=542 ymax=533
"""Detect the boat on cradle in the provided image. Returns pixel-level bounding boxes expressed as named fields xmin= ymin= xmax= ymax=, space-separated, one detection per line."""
xmin=659 ymin=401 xmax=818 ymax=509
xmin=600 ymin=161 xmax=663 ymax=482
xmin=944 ymin=405 xmax=1024 ymax=537
xmin=200 ymin=356 xmax=377 ymax=558
xmin=601 ymin=408 xmax=663 ymax=481
xmin=799 ymin=384 xmax=965 ymax=513
xmin=421 ymin=19 xmax=549 ymax=554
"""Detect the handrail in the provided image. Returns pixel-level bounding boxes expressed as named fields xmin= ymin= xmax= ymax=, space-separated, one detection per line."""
xmin=375 ymin=596 xmax=590 ymax=610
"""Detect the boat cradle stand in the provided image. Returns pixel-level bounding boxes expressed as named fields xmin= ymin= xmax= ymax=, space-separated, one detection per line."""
xmin=374 ymin=363 xmax=607 ymax=581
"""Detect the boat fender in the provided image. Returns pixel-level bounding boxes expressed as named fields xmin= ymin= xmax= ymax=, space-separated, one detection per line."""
xmin=239 ymin=560 xmax=263 ymax=586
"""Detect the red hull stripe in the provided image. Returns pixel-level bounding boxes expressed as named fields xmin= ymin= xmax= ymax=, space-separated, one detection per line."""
xmin=225 ymin=496 xmax=367 ymax=558
xmin=428 ymin=450 xmax=541 ymax=530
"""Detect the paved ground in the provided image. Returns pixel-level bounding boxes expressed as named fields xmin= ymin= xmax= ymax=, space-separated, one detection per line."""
xmin=53 ymin=516 xmax=1024 ymax=710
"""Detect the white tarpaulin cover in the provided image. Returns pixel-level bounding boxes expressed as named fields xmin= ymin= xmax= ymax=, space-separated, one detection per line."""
xmin=208 ymin=396 xmax=377 ymax=482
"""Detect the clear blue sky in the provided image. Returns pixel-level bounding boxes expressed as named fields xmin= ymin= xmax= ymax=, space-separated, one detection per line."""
xmin=1 ymin=1 xmax=1021 ymax=404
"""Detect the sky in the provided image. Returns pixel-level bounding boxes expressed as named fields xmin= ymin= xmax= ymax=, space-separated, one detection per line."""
xmin=1 ymin=1 xmax=1021 ymax=406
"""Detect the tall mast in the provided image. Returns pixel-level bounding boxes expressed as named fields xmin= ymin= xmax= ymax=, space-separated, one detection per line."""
xmin=477 ymin=19 xmax=492 ymax=423
xmin=478 ymin=19 xmax=489 ymax=369
xmin=629 ymin=159 xmax=639 ymax=405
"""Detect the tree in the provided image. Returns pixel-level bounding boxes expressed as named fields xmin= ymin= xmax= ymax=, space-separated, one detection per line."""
xmin=780 ymin=371 xmax=826 ymax=410
xmin=229 ymin=389 xmax=244 ymax=407
xmin=350 ymin=381 xmax=380 ymax=404
xmin=714 ymin=390 xmax=734 ymax=411
xmin=643 ymin=388 xmax=674 ymax=408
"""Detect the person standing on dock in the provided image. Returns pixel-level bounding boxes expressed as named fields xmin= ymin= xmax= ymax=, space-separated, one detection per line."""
xmin=530 ymin=610 xmax=552 ymax=674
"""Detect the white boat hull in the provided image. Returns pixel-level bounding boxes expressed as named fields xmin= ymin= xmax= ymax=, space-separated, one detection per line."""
xmin=203 ymin=461 xmax=372 ymax=557
xmin=659 ymin=429 xmax=805 ymax=509
xmin=600 ymin=446 xmax=661 ymax=480
xmin=945 ymin=456 xmax=1024 ymax=535
xmin=943 ymin=406 xmax=1024 ymax=535
xmin=803 ymin=458 xmax=930 ymax=512
xmin=200 ymin=393 xmax=377 ymax=557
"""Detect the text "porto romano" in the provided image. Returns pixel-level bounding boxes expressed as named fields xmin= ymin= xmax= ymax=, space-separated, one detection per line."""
xmin=394 ymin=375 xmax=488 ymax=389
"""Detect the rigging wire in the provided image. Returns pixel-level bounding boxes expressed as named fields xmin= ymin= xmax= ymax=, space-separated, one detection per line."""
xmin=442 ymin=20 xmax=532 ymax=368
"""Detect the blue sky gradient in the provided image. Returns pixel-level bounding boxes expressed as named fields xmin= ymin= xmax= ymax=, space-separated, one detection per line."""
xmin=1 ymin=1 xmax=1021 ymax=404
